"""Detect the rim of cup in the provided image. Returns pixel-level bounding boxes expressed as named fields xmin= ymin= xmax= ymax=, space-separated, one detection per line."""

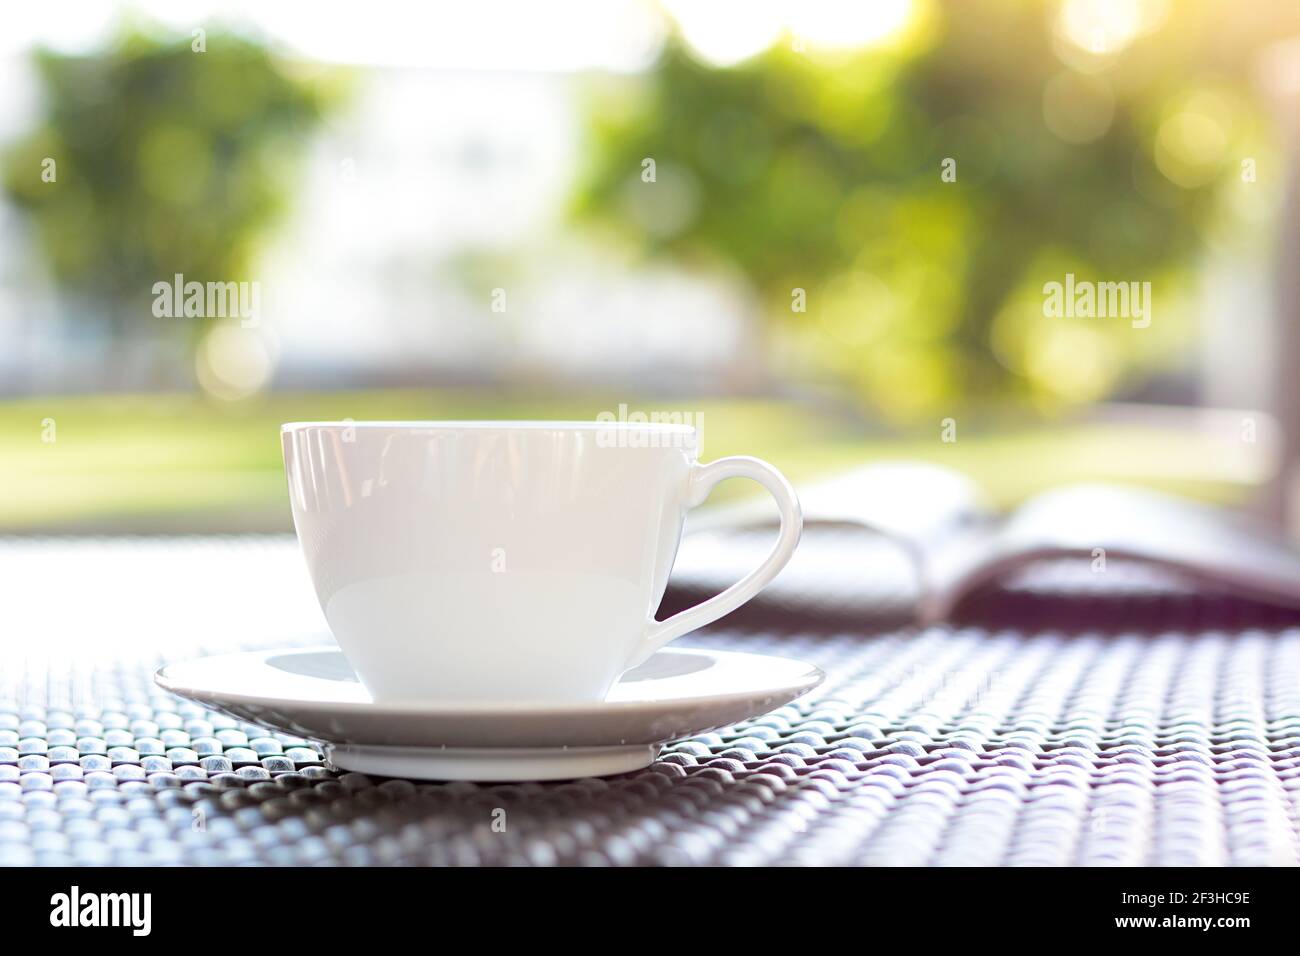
xmin=281 ymin=421 xmax=698 ymax=433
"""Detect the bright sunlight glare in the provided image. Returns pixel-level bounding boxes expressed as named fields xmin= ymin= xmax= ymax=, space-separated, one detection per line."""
xmin=662 ymin=0 xmax=916 ymax=68
xmin=787 ymin=0 xmax=916 ymax=50
xmin=659 ymin=0 xmax=785 ymax=67
xmin=1056 ymin=0 xmax=1143 ymax=57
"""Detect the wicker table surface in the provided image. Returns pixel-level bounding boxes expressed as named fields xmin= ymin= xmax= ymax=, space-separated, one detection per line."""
xmin=2 ymin=533 xmax=1299 ymax=866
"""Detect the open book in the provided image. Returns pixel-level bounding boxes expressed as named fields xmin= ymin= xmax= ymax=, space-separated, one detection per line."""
xmin=673 ymin=462 xmax=1300 ymax=624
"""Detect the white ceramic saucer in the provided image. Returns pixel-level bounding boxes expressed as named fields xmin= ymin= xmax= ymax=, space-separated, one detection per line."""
xmin=155 ymin=646 xmax=823 ymax=781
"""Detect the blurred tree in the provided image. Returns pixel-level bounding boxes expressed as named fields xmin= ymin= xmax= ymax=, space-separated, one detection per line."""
xmin=1 ymin=29 xmax=340 ymax=357
xmin=571 ymin=0 xmax=1281 ymax=421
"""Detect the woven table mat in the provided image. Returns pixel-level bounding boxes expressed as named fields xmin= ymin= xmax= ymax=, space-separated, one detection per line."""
xmin=2 ymin=535 xmax=1300 ymax=866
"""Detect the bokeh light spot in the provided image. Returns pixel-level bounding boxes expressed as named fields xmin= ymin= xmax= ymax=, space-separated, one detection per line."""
xmin=196 ymin=324 xmax=276 ymax=401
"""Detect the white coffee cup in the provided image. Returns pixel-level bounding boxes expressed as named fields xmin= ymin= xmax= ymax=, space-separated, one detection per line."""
xmin=281 ymin=421 xmax=801 ymax=703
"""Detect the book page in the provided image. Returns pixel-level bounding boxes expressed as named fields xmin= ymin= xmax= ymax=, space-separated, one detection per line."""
xmin=921 ymin=484 xmax=1300 ymax=622
xmin=674 ymin=462 xmax=992 ymax=623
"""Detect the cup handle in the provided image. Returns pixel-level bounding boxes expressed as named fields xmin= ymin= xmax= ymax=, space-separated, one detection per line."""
xmin=630 ymin=456 xmax=803 ymax=667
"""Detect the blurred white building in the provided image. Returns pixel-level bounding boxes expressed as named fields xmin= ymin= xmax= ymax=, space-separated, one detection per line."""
xmin=0 ymin=0 xmax=759 ymax=397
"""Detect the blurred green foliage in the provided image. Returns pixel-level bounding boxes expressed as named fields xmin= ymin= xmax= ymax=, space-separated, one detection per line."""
xmin=1 ymin=30 xmax=341 ymax=341
xmin=572 ymin=0 xmax=1279 ymax=420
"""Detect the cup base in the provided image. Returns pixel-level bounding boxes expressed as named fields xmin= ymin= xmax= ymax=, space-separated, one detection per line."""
xmin=324 ymin=741 xmax=660 ymax=781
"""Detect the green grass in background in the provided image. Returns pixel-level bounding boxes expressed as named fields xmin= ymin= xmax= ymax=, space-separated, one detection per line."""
xmin=1 ymin=389 xmax=1253 ymax=532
